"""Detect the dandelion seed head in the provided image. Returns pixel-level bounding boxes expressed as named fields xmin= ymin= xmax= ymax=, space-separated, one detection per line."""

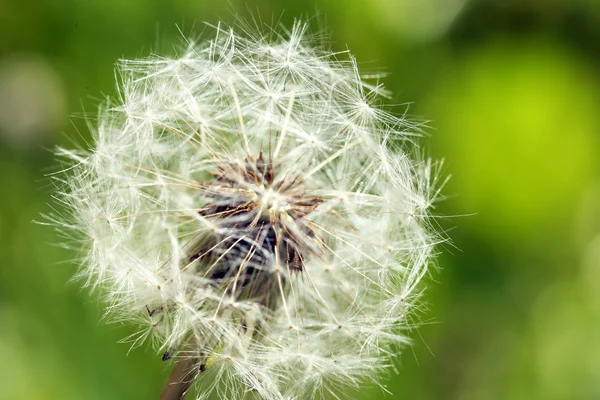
xmin=53 ymin=19 xmax=447 ymax=399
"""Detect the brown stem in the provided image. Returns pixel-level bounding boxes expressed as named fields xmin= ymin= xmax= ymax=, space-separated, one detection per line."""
xmin=159 ymin=356 xmax=199 ymax=400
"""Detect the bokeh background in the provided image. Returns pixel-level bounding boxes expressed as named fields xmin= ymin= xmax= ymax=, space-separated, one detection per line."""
xmin=1 ymin=0 xmax=599 ymax=399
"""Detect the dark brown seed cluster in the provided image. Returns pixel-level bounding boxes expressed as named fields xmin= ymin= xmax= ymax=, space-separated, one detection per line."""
xmin=188 ymin=152 xmax=324 ymax=309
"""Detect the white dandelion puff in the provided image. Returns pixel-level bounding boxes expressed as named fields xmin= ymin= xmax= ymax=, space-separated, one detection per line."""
xmin=50 ymin=20 xmax=448 ymax=400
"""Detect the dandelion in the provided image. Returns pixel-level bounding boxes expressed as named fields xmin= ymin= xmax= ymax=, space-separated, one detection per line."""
xmin=51 ymin=20 xmax=447 ymax=400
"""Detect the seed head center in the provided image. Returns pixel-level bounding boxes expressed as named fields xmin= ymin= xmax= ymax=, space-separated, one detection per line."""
xmin=261 ymin=188 xmax=288 ymax=215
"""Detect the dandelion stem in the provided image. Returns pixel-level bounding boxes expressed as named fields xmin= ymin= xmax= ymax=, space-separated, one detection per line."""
xmin=159 ymin=356 xmax=199 ymax=400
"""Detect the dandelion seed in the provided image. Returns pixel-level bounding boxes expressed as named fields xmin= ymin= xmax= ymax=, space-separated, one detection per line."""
xmin=51 ymin=19 xmax=447 ymax=400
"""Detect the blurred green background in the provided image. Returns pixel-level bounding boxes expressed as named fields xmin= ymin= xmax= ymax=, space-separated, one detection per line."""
xmin=1 ymin=0 xmax=599 ymax=399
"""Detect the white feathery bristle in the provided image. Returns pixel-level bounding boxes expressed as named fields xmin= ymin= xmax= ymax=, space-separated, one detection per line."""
xmin=52 ymin=20 xmax=447 ymax=400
